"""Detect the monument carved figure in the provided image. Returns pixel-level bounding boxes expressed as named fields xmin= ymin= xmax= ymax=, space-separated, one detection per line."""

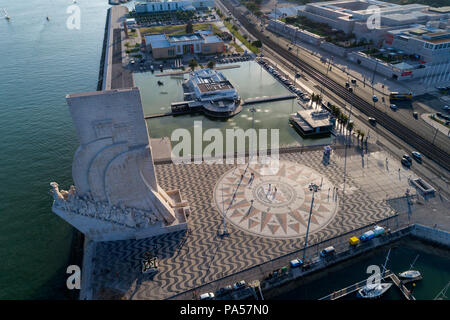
xmin=50 ymin=88 xmax=188 ymax=241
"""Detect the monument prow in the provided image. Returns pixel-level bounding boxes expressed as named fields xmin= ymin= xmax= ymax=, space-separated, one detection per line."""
xmin=50 ymin=88 xmax=188 ymax=241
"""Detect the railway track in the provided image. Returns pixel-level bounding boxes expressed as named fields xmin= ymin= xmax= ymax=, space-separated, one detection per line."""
xmin=221 ymin=0 xmax=450 ymax=172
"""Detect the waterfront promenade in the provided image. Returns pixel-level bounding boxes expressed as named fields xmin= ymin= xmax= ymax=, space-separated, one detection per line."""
xmin=102 ymin=6 xmax=134 ymax=91
xmin=79 ymin=144 xmax=448 ymax=300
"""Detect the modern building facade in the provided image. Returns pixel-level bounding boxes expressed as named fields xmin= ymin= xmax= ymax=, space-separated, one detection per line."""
xmin=180 ymin=68 xmax=242 ymax=117
xmin=384 ymin=24 xmax=450 ymax=64
xmin=135 ymin=0 xmax=215 ymax=13
xmin=296 ymin=0 xmax=450 ymax=44
xmin=289 ymin=110 xmax=333 ymax=137
xmin=145 ymin=30 xmax=224 ymax=59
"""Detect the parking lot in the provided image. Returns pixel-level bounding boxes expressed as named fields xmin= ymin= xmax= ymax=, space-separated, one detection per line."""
xmin=257 ymin=58 xmax=311 ymax=104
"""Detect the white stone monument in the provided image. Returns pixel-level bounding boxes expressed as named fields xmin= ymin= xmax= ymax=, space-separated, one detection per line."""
xmin=50 ymin=88 xmax=188 ymax=241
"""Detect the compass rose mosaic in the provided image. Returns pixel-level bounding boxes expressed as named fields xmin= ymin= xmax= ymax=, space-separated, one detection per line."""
xmin=213 ymin=161 xmax=338 ymax=239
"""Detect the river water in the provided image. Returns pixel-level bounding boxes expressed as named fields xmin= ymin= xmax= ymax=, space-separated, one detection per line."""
xmin=271 ymin=238 xmax=450 ymax=300
xmin=0 ymin=0 xmax=111 ymax=299
xmin=0 ymin=0 xmax=447 ymax=300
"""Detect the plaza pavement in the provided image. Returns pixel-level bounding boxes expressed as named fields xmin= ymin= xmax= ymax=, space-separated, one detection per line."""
xmin=87 ymin=147 xmax=428 ymax=300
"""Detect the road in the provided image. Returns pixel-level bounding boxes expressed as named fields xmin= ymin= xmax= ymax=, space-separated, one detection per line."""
xmin=217 ymin=0 xmax=450 ymax=175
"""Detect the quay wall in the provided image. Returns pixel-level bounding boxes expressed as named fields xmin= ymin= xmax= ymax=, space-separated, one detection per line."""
xmin=260 ymin=225 xmax=413 ymax=296
xmin=97 ymin=8 xmax=111 ymax=91
xmin=411 ymin=224 xmax=450 ymax=248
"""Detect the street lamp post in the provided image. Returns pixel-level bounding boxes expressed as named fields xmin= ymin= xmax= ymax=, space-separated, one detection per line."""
xmin=220 ymin=183 xmax=229 ymax=237
xmin=303 ymin=183 xmax=320 ymax=263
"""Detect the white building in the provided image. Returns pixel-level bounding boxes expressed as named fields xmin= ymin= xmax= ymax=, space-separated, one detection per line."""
xmin=384 ymin=24 xmax=450 ymax=64
xmin=296 ymin=0 xmax=450 ymax=44
xmin=189 ymin=68 xmax=238 ymax=102
xmin=183 ymin=68 xmax=242 ymax=117
xmin=135 ymin=0 xmax=215 ymax=13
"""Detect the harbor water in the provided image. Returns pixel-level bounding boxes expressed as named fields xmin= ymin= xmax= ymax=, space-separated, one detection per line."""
xmin=0 ymin=0 xmax=111 ymax=299
xmin=0 ymin=0 xmax=448 ymax=300
xmin=136 ymin=61 xmax=333 ymax=154
xmin=270 ymin=238 xmax=450 ymax=300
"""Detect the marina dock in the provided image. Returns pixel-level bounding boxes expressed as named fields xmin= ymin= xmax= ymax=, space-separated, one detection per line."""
xmin=144 ymin=93 xmax=297 ymax=119
xmin=319 ymin=270 xmax=417 ymax=300
xmin=243 ymin=94 xmax=297 ymax=105
xmin=155 ymin=64 xmax=241 ymax=77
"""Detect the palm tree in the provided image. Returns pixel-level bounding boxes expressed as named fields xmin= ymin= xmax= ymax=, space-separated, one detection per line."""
xmin=356 ymin=129 xmax=361 ymax=144
xmin=189 ymin=58 xmax=198 ymax=71
xmin=310 ymin=93 xmax=315 ymax=107
xmin=207 ymin=60 xmax=216 ymax=69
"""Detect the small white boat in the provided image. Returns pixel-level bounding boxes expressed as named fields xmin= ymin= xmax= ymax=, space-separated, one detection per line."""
xmin=358 ymin=248 xmax=392 ymax=299
xmin=3 ymin=8 xmax=10 ymax=20
xmin=399 ymin=270 xmax=421 ymax=279
xmin=357 ymin=283 xmax=393 ymax=299
xmin=399 ymin=254 xmax=421 ymax=280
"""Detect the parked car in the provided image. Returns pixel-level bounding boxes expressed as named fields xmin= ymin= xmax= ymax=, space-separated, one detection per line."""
xmin=444 ymin=105 xmax=450 ymax=111
xmin=200 ymin=292 xmax=215 ymax=300
xmin=216 ymin=285 xmax=233 ymax=297
xmin=413 ymin=112 xmax=418 ymax=119
xmin=368 ymin=117 xmax=376 ymax=125
xmin=360 ymin=230 xmax=375 ymax=242
xmin=390 ymin=104 xmax=398 ymax=110
xmin=290 ymin=258 xmax=303 ymax=268
xmin=349 ymin=236 xmax=360 ymax=246
xmin=348 ymin=87 xmax=353 ymax=93
xmin=372 ymin=95 xmax=378 ymax=103
xmin=412 ymin=151 xmax=422 ymax=162
xmin=403 ymin=154 xmax=412 ymax=163
xmin=401 ymin=157 xmax=411 ymax=167
xmin=233 ymin=280 xmax=246 ymax=290
xmin=373 ymin=226 xmax=385 ymax=237
xmin=320 ymin=246 xmax=335 ymax=257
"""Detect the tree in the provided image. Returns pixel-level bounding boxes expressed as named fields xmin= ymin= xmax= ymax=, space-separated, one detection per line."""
xmin=252 ymin=40 xmax=262 ymax=48
xmin=186 ymin=20 xmax=193 ymax=34
xmin=189 ymin=58 xmax=198 ymax=71
xmin=207 ymin=60 xmax=216 ymax=69
xmin=347 ymin=121 xmax=354 ymax=133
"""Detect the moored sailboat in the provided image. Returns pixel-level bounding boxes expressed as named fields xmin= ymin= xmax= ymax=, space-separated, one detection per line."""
xmin=357 ymin=249 xmax=392 ymax=299
xmin=399 ymin=254 xmax=421 ymax=280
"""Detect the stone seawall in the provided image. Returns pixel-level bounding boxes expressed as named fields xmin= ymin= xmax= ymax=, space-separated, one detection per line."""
xmin=97 ymin=8 xmax=111 ymax=91
xmin=411 ymin=224 xmax=450 ymax=248
xmin=263 ymin=224 xmax=449 ymax=299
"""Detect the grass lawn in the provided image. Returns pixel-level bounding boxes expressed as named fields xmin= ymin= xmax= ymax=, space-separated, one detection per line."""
xmin=429 ymin=115 xmax=450 ymax=129
xmin=140 ymin=23 xmax=221 ymax=36
xmin=224 ymin=21 xmax=259 ymax=54
xmin=229 ymin=41 xmax=244 ymax=53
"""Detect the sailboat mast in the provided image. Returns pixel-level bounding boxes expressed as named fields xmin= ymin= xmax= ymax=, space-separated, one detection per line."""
xmin=381 ymin=248 xmax=391 ymax=278
xmin=409 ymin=254 xmax=419 ymax=270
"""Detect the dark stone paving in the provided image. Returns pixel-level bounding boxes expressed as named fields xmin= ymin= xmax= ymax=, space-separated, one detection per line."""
xmin=111 ymin=28 xmax=133 ymax=90
xmin=89 ymin=150 xmax=398 ymax=300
